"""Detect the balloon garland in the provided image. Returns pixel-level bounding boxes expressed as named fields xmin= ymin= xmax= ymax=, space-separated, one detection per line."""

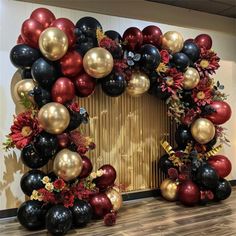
xmin=3 ymin=6 xmax=232 ymax=234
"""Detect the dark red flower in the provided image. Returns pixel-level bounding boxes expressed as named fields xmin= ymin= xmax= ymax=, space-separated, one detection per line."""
xmin=168 ymin=168 xmax=178 ymax=180
xmin=71 ymin=182 xmax=96 ymax=200
xmin=99 ymin=37 xmax=117 ymax=51
xmin=61 ymin=189 xmax=74 ymax=208
xmin=192 ymin=87 xmax=212 ymax=106
xmin=38 ymin=188 xmax=56 ymax=204
xmin=53 ymin=179 xmax=66 ymax=191
xmin=160 ymin=50 xmax=170 ymax=64
xmin=104 ymin=212 xmax=116 ymax=226
xmin=67 ymin=102 xmax=80 ymax=112
xmin=181 ymin=108 xmax=201 ymax=126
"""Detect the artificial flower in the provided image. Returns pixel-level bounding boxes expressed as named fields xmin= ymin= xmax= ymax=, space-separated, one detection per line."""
xmin=67 ymin=102 xmax=80 ymax=112
xmin=53 ymin=179 xmax=66 ymax=191
xmin=160 ymin=50 xmax=170 ymax=64
xmin=192 ymin=87 xmax=212 ymax=106
xmin=61 ymin=189 xmax=75 ymax=208
xmin=38 ymin=188 xmax=56 ymax=204
xmin=45 ymin=183 xmax=54 ymax=192
xmin=42 ymin=176 xmax=51 ymax=184
xmin=96 ymin=169 xmax=104 ymax=177
xmin=30 ymin=190 xmax=43 ymax=201
xmin=104 ymin=212 xmax=116 ymax=226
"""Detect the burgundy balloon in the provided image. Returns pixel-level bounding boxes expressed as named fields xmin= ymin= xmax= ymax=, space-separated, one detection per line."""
xmin=208 ymin=155 xmax=232 ymax=178
xmin=51 ymin=18 xmax=76 ymax=47
xmin=205 ymin=101 xmax=232 ymax=125
xmin=17 ymin=35 xmax=25 ymax=44
xmin=51 ymin=77 xmax=75 ymax=104
xmin=57 ymin=133 xmax=69 ymax=149
xmin=142 ymin=25 xmax=162 ymax=48
xmin=79 ymin=156 xmax=93 ymax=178
xmin=89 ymin=193 xmax=113 ymax=219
xmin=21 ymin=18 xmax=44 ymax=48
xmin=178 ymin=180 xmax=200 ymax=206
xmin=30 ymin=8 xmax=56 ymax=29
xmin=74 ymin=73 xmax=96 ymax=97
xmin=122 ymin=27 xmax=143 ymax=51
xmin=60 ymin=50 xmax=83 ymax=77
xmin=195 ymin=34 xmax=212 ymax=50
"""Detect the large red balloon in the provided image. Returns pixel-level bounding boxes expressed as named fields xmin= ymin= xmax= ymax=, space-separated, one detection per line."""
xmin=205 ymin=101 xmax=231 ymax=125
xmin=195 ymin=34 xmax=212 ymax=50
xmin=60 ymin=51 xmax=83 ymax=77
xmin=51 ymin=18 xmax=76 ymax=48
xmin=79 ymin=156 xmax=93 ymax=178
xmin=74 ymin=73 xmax=96 ymax=97
xmin=142 ymin=25 xmax=162 ymax=48
xmin=208 ymin=155 xmax=232 ymax=178
xmin=21 ymin=19 xmax=44 ymax=48
xmin=51 ymin=77 xmax=75 ymax=104
xmin=178 ymin=180 xmax=200 ymax=206
xmin=30 ymin=8 xmax=56 ymax=29
xmin=122 ymin=27 xmax=143 ymax=51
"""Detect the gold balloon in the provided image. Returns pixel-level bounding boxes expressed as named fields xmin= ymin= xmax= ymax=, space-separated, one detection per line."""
xmin=15 ymin=103 xmax=28 ymax=115
xmin=38 ymin=102 xmax=70 ymax=134
xmin=11 ymin=69 xmax=22 ymax=103
xmin=191 ymin=118 xmax=215 ymax=144
xmin=183 ymin=67 xmax=200 ymax=90
xmin=106 ymin=188 xmax=123 ymax=211
xmin=162 ymin=31 xmax=184 ymax=53
xmin=160 ymin=179 xmax=178 ymax=201
xmin=83 ymin=47 xmax=113 ymax=79
xmin=39 ymin=27 xmax=68 ymax=61
xmin=126 ymin=71 xmax=150 ymax=97
xmin=53 ymin=149 xmax=83 ymax=181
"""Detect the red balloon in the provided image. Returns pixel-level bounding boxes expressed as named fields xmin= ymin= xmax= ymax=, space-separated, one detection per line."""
xmin=195 ymin=34 xmax=212 ymax=50
xmin=95 ymin=164 xmax=116 ymax=190
xmin=178 ymin=180 xmax=200 ymax=206
xmin=205 ymin=101 xmax=231 ymax=125
xmin=21 ymin=19 xmax=44 ymax=48
xmin=51 ymin=77 xmax=75 ymax=104
xmin=79 ymin=156 xmax=93 ymax=178
xmin=122 ymin=27 xmax=143 ymax=51
xmin=142 ymin=25 xmax=162 ymax=48
xmin=30 ymin=8 xmax=56 ymax=29
xmin=74 ymin=73 xmax=96 ymax=97
xmin=60 ymin=51 xmax=83 ymax=77
xmin=89 ymin=193 xmax=112 ymax=219
xmin=51 ymin=18 xmax=76 ymax=47
xmin=208 ymin=155 xmax=232 ymax=178
xmin=17 ymin=35 xmax=25 ymax=44
xmin=57 ymin=133 xmax=69 ymax=149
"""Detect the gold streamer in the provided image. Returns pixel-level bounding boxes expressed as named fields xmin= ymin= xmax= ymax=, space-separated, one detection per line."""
xmin=96 ymin=28 xmax=105 ymax=44
xmin=184 ymin=142 xmax=193 ymax=155
xmin=204 ymin=144 xmax=222 ymax=159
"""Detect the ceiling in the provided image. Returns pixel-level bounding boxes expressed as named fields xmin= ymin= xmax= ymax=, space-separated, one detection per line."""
xmin=147 ymin=0 xmax=236 ymax=18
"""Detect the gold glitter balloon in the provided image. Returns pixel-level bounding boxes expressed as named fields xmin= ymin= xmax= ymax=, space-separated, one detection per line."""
xmin=183 ymin=67 xmax=200 ymax=90
xmin=162 ymin=31 xmax=184 ymax=53
xmin=106 ymin=188 xmax=123 ymax=211
xmin=160 ymin=179 xmax=178 ymax=201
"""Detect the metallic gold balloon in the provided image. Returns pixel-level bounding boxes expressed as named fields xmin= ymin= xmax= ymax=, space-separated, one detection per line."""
xmin=191 ymin=118 xmax=215 ymax=144
xmin=53 ymin=148 xmax=83 ymax=181
xmin=83 ymin=47 xmax=113 ymax=79
xmin=183 ymin=67 xmax=200 ymax=90
xmin=15 ymin=103 xmax=28 ymax=115
xmin=11 ymin=69 xmax=22 ymax=103
xmin=162 ymin=31 xmax=184 ymax=53
xmin=39 ymin=27 xmax=68 ymax=61
xmin=126 ymin=71 xmax=150 ymax=97
xmin=106 ymin=188 xmax=123 ymax=211
xmin=38 ymin=102 xmax=70 ymax=134
xmin=160 ymin=179 xmax=178 ymax=201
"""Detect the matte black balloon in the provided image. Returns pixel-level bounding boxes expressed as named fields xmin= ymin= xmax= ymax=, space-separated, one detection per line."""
xmin=172 ymin=52 xmax=190 ymax=71
xmin=33 ymin=86 xmax=52 ymax=108
xmin=20 ymin=170 xmax=45 ymax=196
xmin=101 ymin=72 xmax=127 ymax=97
xmin=105 ymin=30 xmax=122 ymax=42
xmin=214 ymin=178 xmax=232 ymax=201
xmin=10 ymin=44 xmax=40 ymax=68
xmin=46 ymin=205 xmax=72 ymax=235
xmin=158 ymin=154 xmax=174 ymax=174
xmin=70 ymin=199 xmax=92 ymax=227
xmin=182 ymin=42 xmax=200 ymax=63
xmin=17 ymin=200 xmax=47 ymax=230
xmin=21 ymin=143 xmax=50 ymax=169
xmin=75 ymin=37 xmax=97 ymax=56
xmin=21 ymin=68 xmax=32 ymax=79
xmin=181 ymin=90 xmax=195 ymax=108
xmin=66 ymin=110 xmax=82 ymax=131
xmin=34 ymin=131 xmax=58 ymax=158
xmin=175 ymin=125 xmax=192 ymax=148
xmin=31 ymin=58 xmax=58 ymax=89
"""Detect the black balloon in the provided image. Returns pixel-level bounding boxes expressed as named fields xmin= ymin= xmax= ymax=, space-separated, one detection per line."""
xmin=34 ymin=131 xmax=58 ymax=158
xmin=47 ymin=171 xmax=58 ymax=182
xmin=10 ymin=44 xmax=40 ymax=68
xmin=75 ymin=37 xmax=97 ymax=56
xmin=181 ymin=89 xmax=196 ymax=108
xmin=21 ymin=68 xmax=32 ymax=79
xmin=20 ymin=170 xmax=45 ymax=196
xmin=175 ymin=125 xmax=192 ymax=149
xmin=105 ymin=30 xmax=122 ymax=42
xmin=33 ymin=86 xmax=52 ymax=108
xmin=66 ymin=110 xmax=82 ymax=132
xmin=205 ymin=136 xmax=217 ymax=151
xmin=21 ymin=143 xmax=50 ymax=169
xmin=101 ymin=72 xmax=127 ymax=97
xmin=158 ymin=154 xmax=174 ymax=174
xmin=172 ymin=52 xmax=190 ymax=71
xmin=46 ymin=205 xmax=72 ymax=235
xmin=17 ymin=200 xmax=47 ymax=230
xmin=214 ymin=178 xmax=232 ymax=201
xmin=182 ymin=42 xmax=200 ymax=63
xmin=70 ymin=199 xmax=92 ymax=227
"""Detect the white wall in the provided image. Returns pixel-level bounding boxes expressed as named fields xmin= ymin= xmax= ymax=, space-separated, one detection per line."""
xmin=0 ymin=0 xmax=235 ymax=210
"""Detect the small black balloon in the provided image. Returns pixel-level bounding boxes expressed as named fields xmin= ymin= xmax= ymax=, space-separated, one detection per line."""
xmin=33 ymin=86 xmax=52 ymax=108
xmin=105 ymin=30 xmax=122 ymax=42
xmin=21 ymin=68 xmax=32 ymax=79
xmin=66 ymin=110 xmax=82 ymax=131
xmin=214 ymin=178 xmax=232 ymax=201
xmin=70 ymin=199 xmax=92 ymax=227
xmin=181 ymin=89 xmax=196 ymax=108
xmin=175 ymin=125 xmax=192 ymax=149
xmin=182 ymin=42 xmax=200 ymax=63
xmin=21 ymin=143 xmax=50 ymax=169
xmin=10 ymin=44 xmax=40 ymax=68
xmin=46 ymin=205 xmax=72 ymax=235
xmin=101 ymin=72 xmax=127 ymax=97
xmin=205 ymin=136 xmax=217 ymax=151
xmin=75 ymin=37 xmax=97 ymax=56
xmin=17 ymin=200 xmax=47 ymax=230
xmin=20 ymin=170 xmax=45 ymax=196
xmin=158 ymin=154 xmax=174 ymax=174
xmin=172 ymin=52 xmax=190 ymax=71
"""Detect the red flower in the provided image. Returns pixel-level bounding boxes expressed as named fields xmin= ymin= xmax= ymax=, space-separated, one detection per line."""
xmin=71 ymin=182 xmax=96 ymax=200
xmin=99 ymin=37 xmax=117 ymax=51
xmin=168 ymin=168 xmax=178 ymax=180
xmin=53 ymin=179 xmax=65 ymax=191
xmin=160 ymin=50 xmax=170 ymax=64
xmin=104 ymin=212 xmax=116 ymax=226
xmin=61 ymin=189 xmax=74 ymax=208
xmin=192 ymin=88 xmax=212 ymax=106
xmin=38 ymin=188 xmax=56 ymax=204
xmin=181 ymin=108 xmax=201 ymax=126
xmin=67 ymin=102 xmax=80 ymax=112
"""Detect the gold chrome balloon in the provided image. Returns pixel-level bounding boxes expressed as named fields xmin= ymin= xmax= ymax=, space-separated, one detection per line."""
xmin=83 ymin=47 xmax=113 ymax=79
xmin=162 ymin=31 xmax=184 ymax=53
xmin=126 ymin=71 xmax=150 ymax=97
xmin=160 ymin=179 xmax=178 ymax=201
xmin=39 ymin=27 xmax=68 ymax=61
xmin=11 ymin=69 xmax=22 ymax=104
xmin=53 ymin=149 xmax=83 ymax=181
xmin=106 ymin=188 xmax=123 ymax=211
xmin=191 ymin=118 xmax=215 ymax=144
xmin=38 ymin=102 xmax=70 ymax=134
xmin=183 ymin=67 xmax=200 ymax=90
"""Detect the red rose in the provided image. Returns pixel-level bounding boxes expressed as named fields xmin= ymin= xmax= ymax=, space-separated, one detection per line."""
xmin=53 ymin=179 xmax=65 ymax=191
xmin=160 ymin=50 xmax=170 ymax=64
xmin=104 ymin=212 xmax=116 ymax=226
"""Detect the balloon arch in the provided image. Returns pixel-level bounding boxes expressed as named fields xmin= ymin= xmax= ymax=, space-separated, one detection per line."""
xmin=4 ymin=7 xmax=232 ymax=235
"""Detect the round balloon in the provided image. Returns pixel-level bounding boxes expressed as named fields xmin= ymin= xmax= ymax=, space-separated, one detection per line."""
xmin=160 ymin=179 xmax=178 ymax=201
xmin=142 ymin=25 xmax=162 ymax=48
xmin=66 ymin=109 xmax=82 ymax=131
xmin=106 ymin=188 xmax=123 ymax=211
xmin=175 ymin=125 xmax=192 ymax=149
xmin=162 ymin=31 xmax=184 ymax=53
xmin=57 ymin=133 xmax=70 ymax=149
xmin=122 ymin=27 xmax=143 ymax=51
xmin=172 ymin=52 xmax=190 ymax=71
xmin=33 ymin=86 xmax=52 ymax=108
xmin=105 ymin=30 xmax=122 ymax=42
xmin=182 ymin=41 xmax=200 ymax=63
xmin=158 ymin=154 xmax=175 ymax=174
xmin=195 ymin=34 xmax=212 ymax=50
xmin=214 ymin=178 xmax=231 ymax=201
xmin=183 ymin=67 xmax=200 ymax=90
xmin=79 ymin=156 xmax=93 ymax=178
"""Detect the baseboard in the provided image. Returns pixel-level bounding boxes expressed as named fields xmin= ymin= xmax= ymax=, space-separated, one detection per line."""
xmin=0 ymin=208 xmax=17 ymax=219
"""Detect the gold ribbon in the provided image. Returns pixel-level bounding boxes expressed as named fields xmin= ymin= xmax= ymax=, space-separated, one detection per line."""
xmin=204 ymin=144 xmax=222 ymax=159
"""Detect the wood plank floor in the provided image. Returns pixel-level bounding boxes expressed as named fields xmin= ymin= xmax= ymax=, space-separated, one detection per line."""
xmin=1 ymin=187 xmax=236 ymax=236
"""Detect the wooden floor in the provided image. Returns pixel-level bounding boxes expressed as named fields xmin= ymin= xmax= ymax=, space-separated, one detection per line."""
xmin=1 ymin=187 xmax=236 ymax=236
